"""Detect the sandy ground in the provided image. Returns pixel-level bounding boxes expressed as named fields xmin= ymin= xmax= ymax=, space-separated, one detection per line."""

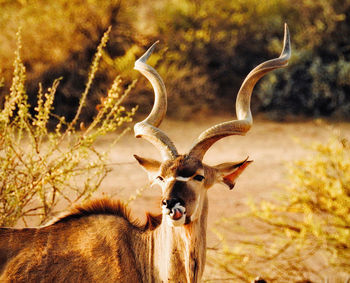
xmin=88 ymin=116 xmax=349 ymax=282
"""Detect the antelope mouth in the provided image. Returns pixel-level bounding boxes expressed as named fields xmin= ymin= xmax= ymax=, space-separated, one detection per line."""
xmin=162 ymin=202 xmax=186 ymax=227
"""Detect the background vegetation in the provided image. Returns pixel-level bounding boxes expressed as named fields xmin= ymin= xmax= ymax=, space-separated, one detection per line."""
xmin=209 ymin=127 xmax=350 ymax=281
xmin=0 ymin=28 xmax=135 ymax=227
xmin=0 ymin=0 xmax=349 ymax=281
xmin=0 ymin=0 xmax=349 ymax=120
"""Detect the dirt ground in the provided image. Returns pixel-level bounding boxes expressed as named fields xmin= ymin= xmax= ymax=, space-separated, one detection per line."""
xmin=90 ymin=116 xmax=349 ymax=282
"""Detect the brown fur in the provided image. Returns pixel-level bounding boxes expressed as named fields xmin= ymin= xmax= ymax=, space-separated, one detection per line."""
xmin=0 ymin=199 xmax=165 ymax=282
xmin=144 ymin=212 xmax=162 ymax=231
xmin=54 ymin=198 xmax=161 ymax=231
xmin=54 ymin=198 xmax=134 ymax=223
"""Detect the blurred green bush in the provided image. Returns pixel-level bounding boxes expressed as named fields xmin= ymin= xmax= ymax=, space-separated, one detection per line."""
xmin=0 ymin=0 xmax=139 ymax=122
xmin=149 ymin=0 xmax=350 ymax=119
xmin=209 ymin=127 xmax=350 ymax=281
xmin=0 ymin=0 xmax=349 ymax=120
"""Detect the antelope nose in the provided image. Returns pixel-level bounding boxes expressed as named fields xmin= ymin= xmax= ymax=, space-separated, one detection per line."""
xmin=162 ymin=198 xmax=186 ymax=221
xmin=162 ymin=198 xmax=181 ymax=209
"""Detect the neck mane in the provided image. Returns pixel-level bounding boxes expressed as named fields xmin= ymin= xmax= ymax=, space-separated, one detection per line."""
xmin=52 ymin=198 xmax=162 ymax=232
xmin=138 ymin=195 xmax=208 ymax=282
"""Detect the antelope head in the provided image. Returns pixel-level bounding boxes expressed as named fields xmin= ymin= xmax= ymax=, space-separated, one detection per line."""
xmin=134 ymin=25 xmax=291 ymax=227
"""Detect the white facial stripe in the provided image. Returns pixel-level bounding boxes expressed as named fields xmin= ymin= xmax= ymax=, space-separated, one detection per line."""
xmin=167 ymin=176 xmax=175 ymax=182
xmin=162 ymin=176 xmax=190 ymax=186
xmin=166 ymin=176 xmax=190 ymax=181
xmin=162 ymin=175 xmax=200 ymax=183
xmin=176 ymin=176 xmax=190 ymax=182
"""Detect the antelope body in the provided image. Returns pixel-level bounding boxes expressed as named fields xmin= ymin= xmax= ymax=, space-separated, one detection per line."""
xmin=0 ymin=25 xmax=291 ymax=282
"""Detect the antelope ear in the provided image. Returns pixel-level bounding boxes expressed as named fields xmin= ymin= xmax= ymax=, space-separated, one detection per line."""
xmin=134 ymin=155 xmax=161 ymax=180
xmin=213 ymin=158 xmax=252 ymax=190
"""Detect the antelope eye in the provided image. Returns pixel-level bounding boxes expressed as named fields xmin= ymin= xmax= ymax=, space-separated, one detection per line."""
xmin=193 ymin=175 xmax=205 ymax=182
xmin=156 ymin=176 xmax=164 ymax=182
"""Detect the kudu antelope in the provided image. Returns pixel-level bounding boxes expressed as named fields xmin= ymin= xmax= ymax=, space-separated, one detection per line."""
xmin=0 ymin=25 xmax=291 ymax=282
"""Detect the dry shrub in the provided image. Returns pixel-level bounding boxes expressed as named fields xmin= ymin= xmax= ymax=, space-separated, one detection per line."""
xmin=209 ymin=126 xmax=350 ymax=282
xmin=0 ymin=28 xmax=136 ymax=227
